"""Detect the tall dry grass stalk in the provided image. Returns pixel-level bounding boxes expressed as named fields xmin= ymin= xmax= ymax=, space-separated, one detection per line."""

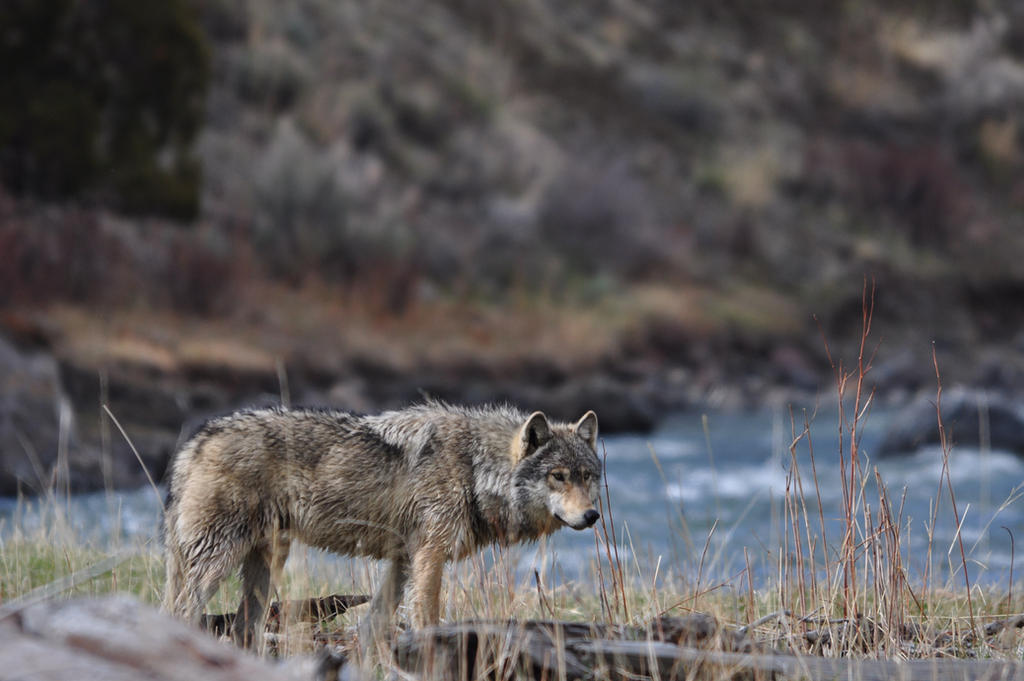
xmin=755 ymin=280 xmax=1024 ymax=659
xmin=766 ymin=280 xmax=916 ymax=656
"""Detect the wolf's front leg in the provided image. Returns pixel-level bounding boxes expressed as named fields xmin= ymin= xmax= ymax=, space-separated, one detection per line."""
xmin=358 ymin=555 xmax=409 ymax=649
xmin=410 ymin=544 xmax=446 ymax=627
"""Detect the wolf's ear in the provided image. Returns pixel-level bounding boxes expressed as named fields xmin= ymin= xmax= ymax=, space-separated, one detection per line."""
xmin=574 ymin=411 xmax=598 ymax=450
xmin=518 ymin=411 xmax=553 ymax=459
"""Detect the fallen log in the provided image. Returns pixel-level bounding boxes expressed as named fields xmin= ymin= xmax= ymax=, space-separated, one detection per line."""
xmin=394 ymin=619 xmax=1024 ymax=681
xmin=577 ymin=639 xmax=1024 ymax=681
xmin=201 ymin=594 xmax=371 ymax=637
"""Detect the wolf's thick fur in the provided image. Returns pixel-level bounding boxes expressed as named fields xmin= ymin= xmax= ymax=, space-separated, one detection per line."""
xmin=162 ymin=402 xmax=601 ymax=647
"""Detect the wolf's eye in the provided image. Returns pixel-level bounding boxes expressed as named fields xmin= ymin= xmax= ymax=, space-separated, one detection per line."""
xmin=582 ymin=471 xmax=592 ymax=481
xmin=551 ymin=471 xmax=566 ymax=482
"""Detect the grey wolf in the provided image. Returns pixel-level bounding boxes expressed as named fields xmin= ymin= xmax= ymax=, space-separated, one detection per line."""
xmin=162 ymin=402 xmax=602 ymax=648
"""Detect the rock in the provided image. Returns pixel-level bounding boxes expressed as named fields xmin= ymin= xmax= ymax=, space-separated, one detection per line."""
xmin=871 ymin=349 xmax=926 ymax=397
xmin=0 ymin=335 xmax=76 ymax=495
xmin=58 ymin=361 xmax=187 ymax=488
xmin=60 ymin=361 xmax=188 ymax=430
xmin=878 ymin=387 xmax=1024 ymax=456
xmin=323 ymin=378 xmax=378 ymax=415
xmin=0 ymin=594 xmax=335 ymax=681
xmin=0 ymin=335 xmax=185 ymax=496
xmin=769 ymin=345 xmax=820 ymax=393
xmin=540 ymin=373 xmax=664 ymax=434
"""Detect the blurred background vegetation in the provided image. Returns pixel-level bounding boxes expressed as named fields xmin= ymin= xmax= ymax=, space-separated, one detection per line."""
xmin=0 ymin=0 xmax=209 ymax=219
xmin=3 ymin=0 xmax=1024 ymax=491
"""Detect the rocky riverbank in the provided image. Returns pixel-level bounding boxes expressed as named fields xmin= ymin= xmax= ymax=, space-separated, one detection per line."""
xmin=5 ymin=307 xmax=1024 ymax=497
xmin=0 ymin=327 xmax=704 ymax=496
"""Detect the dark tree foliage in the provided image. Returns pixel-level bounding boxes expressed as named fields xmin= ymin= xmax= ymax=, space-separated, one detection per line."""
xmin=0 ymin=0 xmax=209 ymax=220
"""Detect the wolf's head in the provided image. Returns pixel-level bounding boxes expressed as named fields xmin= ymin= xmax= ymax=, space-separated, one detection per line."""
xmin=512 ymin=410 xmax=602 ymax=531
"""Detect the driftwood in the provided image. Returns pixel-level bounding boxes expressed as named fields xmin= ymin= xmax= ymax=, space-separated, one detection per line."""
xmin=393 ymin=618 xmax=1024 ymax=681
xmin=0 ymin=595 xmax=355 ymax=681
xmin=796 ymin=614 xmax=1024 ymax=655
xmin=987 ymin=614 xmax=1024 ymax=637
xmin=201 ymin=594 xmax=371 ymax=637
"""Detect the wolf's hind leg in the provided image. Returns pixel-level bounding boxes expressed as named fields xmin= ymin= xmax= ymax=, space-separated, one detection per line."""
xmin=233 ymin=546 xmax=272 ymax=649
xmin=231 ymin=532 xmax=289 ymax=650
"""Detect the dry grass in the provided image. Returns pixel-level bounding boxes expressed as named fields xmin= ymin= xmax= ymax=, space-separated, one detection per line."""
xmin=2 ymin=470 xmax=1021 ymax=666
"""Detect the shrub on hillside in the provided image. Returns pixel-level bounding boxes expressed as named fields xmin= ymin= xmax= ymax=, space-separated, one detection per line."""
xmin=0 ymin=206 xmax=123 ymax=306
xmin=0 ymin=0 xmax=210 ymax=220
xmin=537 ymin=161 xmax=666 ymax=278
xmin=0 ymin=195 xmax=237 ymax=315
xmin=251 ymin=120 xmax=418 ymax=294
xmin=251 ymin=121 xmax=349 ymax=279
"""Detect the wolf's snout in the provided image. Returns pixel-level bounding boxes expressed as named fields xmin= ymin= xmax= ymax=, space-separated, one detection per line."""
xmin=583 ymin=509 xmax=600 ymax=528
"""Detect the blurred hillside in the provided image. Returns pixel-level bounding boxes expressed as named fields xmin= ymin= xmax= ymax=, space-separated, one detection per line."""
xmin=3 ymin=0 xmax=1024 ymax=492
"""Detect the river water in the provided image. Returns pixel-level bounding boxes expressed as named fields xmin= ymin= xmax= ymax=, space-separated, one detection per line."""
xmin=3 ymin=406 xmax=1022 ymax=589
